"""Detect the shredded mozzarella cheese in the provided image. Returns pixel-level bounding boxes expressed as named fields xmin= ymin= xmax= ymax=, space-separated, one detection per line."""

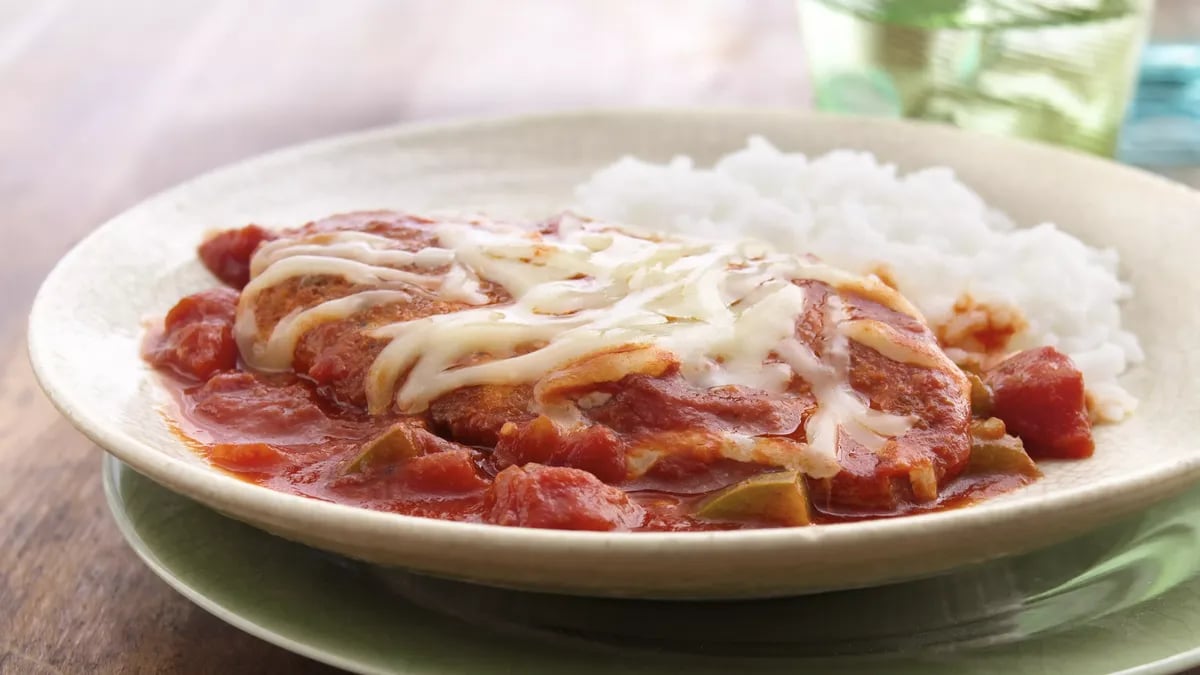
xmin=235 ymin=214 xmax=948 ymax=473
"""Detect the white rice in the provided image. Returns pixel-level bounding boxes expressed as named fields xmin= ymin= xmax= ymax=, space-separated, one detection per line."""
xmin=574 ymin=137 xmax=1142 ymax=421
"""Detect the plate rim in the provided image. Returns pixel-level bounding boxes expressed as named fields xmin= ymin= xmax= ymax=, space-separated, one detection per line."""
xmin=31 ymin=107 xmax=1200 ymax=597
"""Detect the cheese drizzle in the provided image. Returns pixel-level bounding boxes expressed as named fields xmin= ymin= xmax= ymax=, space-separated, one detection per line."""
xmin=234 ymin=214 xmax=953 ymax=477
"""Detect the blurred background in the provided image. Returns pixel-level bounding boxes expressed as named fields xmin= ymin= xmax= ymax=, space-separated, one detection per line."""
xmin=3 ymin=2 xmax=1197 ymax=298
xmin=1 ymin=2 xmax=1198 ymax=671
xmin=2 ymin=1 xmax=1196 ymax=289
xmin=2 ymin=0 xmax=811 ymax=321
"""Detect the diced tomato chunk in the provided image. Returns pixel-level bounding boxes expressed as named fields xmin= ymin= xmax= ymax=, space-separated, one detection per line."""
xmin=198 ymin=225 xmax=274 ymax=288
xmin=493 ymin=416 xmax=627 ymax=484
xmin=191 ymin=372 xmax=327 ymax=439
xmin=209 ymin=442 xmax=285 ymax=472
xmin=482 ymin=464 xmax=644 ymax=531
xmin=162 ymin=286 xmax=238 ymax=328
xmin=147 ymin=288 xmax=239 ymax=380
xmin=400 ymin=450 xmax=488 ymax=495
xmin=984 ymin=346 xmax=1093 ymax=459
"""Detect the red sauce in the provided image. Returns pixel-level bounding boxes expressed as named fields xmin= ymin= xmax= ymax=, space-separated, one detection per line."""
xmin=144 ymin=214 xmax=1093 ymax=533
xmin=156 ymin=369 xmax=738 ymax=531
xmin=152 ymin=366 xmax=1038 ymax=531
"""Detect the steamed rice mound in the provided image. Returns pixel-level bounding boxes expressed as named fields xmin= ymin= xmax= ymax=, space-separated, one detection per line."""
xmin=574 ymin=137 xmax=1141 ymax=422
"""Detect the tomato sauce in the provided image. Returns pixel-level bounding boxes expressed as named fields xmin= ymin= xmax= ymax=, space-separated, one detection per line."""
xmin=142 ymin=216 xmax=1092 ymax=532
xmin=156 ymin=369 xmax=741 ymax=531
xmin=152 ymin=365 xmax=1036 ymax=530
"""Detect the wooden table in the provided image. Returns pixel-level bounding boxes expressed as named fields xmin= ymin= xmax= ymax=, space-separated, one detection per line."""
xmin=0 ymin=1 xmax=1195 ymax=673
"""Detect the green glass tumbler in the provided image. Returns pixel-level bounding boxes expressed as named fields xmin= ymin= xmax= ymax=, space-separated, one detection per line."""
xmin=799 ymin=0 xmax=1155 ymax=157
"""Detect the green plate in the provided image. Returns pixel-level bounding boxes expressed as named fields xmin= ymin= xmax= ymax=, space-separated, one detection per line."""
xmin=103 ymin=454 xmax=1200 ymax=674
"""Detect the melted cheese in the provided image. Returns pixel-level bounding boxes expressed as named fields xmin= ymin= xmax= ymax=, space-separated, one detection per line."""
xmin=776 ymin=299 xmax=915 ymax=457
xmin=839 ymin=319 xmax=946 ymax=370
xmin=235 ymin=214 xmax=943 ymax=475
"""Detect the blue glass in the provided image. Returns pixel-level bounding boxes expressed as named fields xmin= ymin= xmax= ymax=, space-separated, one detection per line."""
xmin=1118 ymin=42 xmax=1200 ymax=166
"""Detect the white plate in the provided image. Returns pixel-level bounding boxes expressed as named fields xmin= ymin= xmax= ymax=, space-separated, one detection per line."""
xmin=29 ymin=109 xmax=1200 ymax=598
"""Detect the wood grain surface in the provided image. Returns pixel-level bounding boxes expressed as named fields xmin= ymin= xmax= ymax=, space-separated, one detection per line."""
xmin=0 ymin=1 xmax=1195 ymax=673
